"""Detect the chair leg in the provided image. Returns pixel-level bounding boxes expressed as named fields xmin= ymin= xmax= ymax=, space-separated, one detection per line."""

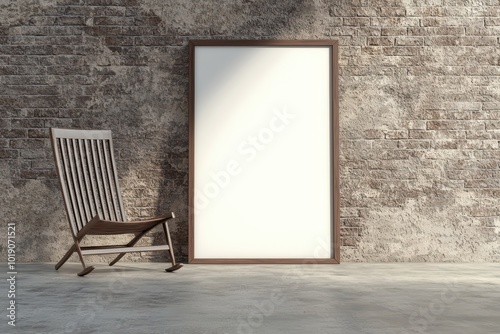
xmin=108 ymin=232 xmax=147 ymax=266
xmin=55 ymin=244 xmax=76 ymax=270
xmin=162 ymin=222 xmax=183 ymax=272
xmin=74 ymin=239 xmax=94 ymax=276
xmin=108 ymin=252 xmax=127 ymax=267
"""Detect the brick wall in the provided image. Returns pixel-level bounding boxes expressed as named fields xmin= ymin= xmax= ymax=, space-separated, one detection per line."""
xmin=1 ymin=0 xmax=499 ymax=262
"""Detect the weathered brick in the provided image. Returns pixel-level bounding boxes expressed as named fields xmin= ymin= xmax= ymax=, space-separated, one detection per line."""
xmin=134 ymin=15 xmax=163 ymax=26
xmin=341 ymin=219 xmax=362 ymax=229
xmin=56 ymin=109 xmax=84 ymax=118
xmin=460 ymin=36 xmax=498 ymax=46
xmin=104 ymin=36 xmax=134 ymax=46
xmin=383 ymin=46 xmax=419 ymax=56
xmin=367 ymin=37 xmax=394 ymax=46
xmin=432 ymin=139 xmax=463 ymax=150
xmin=424 ymin=36 xmax=460 ymax=46
xmin=93 ymin=16 xmax=135 ymax=26
xmin=406 ymin=6 xmax=445 ymax=17
xmin=467 ymin=206 xmax=499 ymax=217
xmin=466 ymin=130 xmax=500 ymax=139
xmin=466 ymin=26 xmax=500 ymax=36
xmin=0 ymin=66 xmax=18 ymax=75
xmin=363 ymin=129 xmax=385 ymax=139
xmin=475 ymin=6 xmax=500 ymax=17
xmin=31 ymin=159 xmax=54 ymax=169
xmin=27 ymin=16 xmax=57 ymax=26
xmin=483 ymin=102 xmax=500 ymax=110
xmin=421 ymin=17 xmax=485 ymax=27
xmin=23 ymin=45 xmax=54 ymax=55
xmin=98 ymin=6 xmax=128 ymax=16
xmin=20 ymin=169 xmax=56 ymax=179
xmin=395 ymin=36 xmax=423 ymax=46
xmin=373 ymin=140 xmax=399 ymax=149
xmin=134 ymin=36 xmax=177 ymax=46
xmin=11 ymin=118 xmax=45 ymax=128
xmin=28 ymin=129 xmax=49 ymax=138
xmin=465 ymin=179 xmax=500 ymax=189
xmin=57 ymin=4 xmax=91 ymax=15
xmin=485 ymin=17 xmax=500 ymax=26
xmin=54 ymin=16 xmax=85 ymax=26
xmin=385 ymin=130 xmax=408 ymax=139
xmin=408 ymin=26 xmax=465 ymax=36
xmin=0 ymin=149 xmax=18 ymax=159
xmin=0 ymin=129 xmax=28 ymax=138
xmin=343 ymin=17 xmax=371 ymax=26
xmin=379 ymin=7 xmax=406 ymax=17
xmin=9 ymin=139 xmax=45 ymax=149
xmin=342 ymin=140 xmax=372 ymax=150
xmin=409 ymin=130 xmax=467 ymax=139
xmin=427 ymin=121 xmax=485 ymax=130
xmin=485 ymin=121 xmax=500 ymax=130
xmin=446 ymin=159 xmax=498 ymax=170
xmin=448 ymin=170 xmax=498 ymax=181
xmin=19 ymin=149 xmax=46 ymax=159
xmin=371 ymin=17 xmax=420 ymax=27
xmin=121 ymin=26 xmax=162 ymax=36
xmin=46 ymin=66 xmax=89 ymax=75
xmin=424 ymin=110 xmax=472 ymax=120
xmin=16 ymin=66 xmax=47 ymax=75
xmin=381 ymin=27 xmax=407 ymax=36
xmin=84 ymin=26 xmax=122 ymax=36
xmin=398 ymin=140 xmax=430 ymax=149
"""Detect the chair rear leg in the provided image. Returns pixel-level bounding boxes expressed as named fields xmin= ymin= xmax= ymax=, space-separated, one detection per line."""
xmin=162 ymin=222 xmax=183 ymax=272
xmin=74 ymin=239 xmax=94 ymax=276
xmin=55 ymin=244 xmax=76 ymax=270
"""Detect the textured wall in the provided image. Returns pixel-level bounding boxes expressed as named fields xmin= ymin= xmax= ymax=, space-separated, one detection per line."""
xmin=1 ymin=0 xmax=499 ymax=263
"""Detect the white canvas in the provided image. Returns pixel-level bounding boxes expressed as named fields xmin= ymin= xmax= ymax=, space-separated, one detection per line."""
xmin=193 ymin=45 xmax=332 ymax=259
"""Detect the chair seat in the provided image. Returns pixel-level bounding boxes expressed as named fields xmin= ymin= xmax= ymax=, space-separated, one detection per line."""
xmin=77 ymin=213 xmax=175 ymax=237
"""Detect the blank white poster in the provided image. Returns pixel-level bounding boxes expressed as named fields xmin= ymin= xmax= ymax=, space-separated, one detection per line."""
xmin=193 ymin=45 xmax=332 ymax=259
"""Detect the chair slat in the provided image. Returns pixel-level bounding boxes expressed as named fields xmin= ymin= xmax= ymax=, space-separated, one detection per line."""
xmin=59 ymin=138 xmax=82 ymax=233
xmin=96 ymin=140 xmax=114 ymax=221
xmin=78 ymin=139 xmax=97 ymax=219
xmin=103 ymin=140 xmax=120 ymax=221
xmin=72 ymin=139 xmax=92 ymax=223
xmin=55 ymin=138 xmax=78 ymax=236
xmin=66 ymin=138 xmax=87 ymax=228
xmin=108 ymin=138 xmax=126 ymax=222
xmin=86 ymin=140 xmax=104 ymax=220
xmin=91 ymin=139 xmax=110 ymax=221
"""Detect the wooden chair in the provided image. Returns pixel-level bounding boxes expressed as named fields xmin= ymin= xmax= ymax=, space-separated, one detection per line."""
xmin=50 ymin=128 xmax=183 ymax=276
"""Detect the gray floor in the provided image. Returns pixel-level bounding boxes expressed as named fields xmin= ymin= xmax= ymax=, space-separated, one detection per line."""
xmin=1 ymin=263 xmax=499 ymax=334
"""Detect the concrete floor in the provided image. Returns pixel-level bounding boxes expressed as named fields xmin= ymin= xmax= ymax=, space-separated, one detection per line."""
xmin=1 ymin=263 xmax=499 ymax=334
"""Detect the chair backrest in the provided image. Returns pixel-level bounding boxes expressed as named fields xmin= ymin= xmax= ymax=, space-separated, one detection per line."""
xmin=50 ymin=128 xmax=126 ymax=236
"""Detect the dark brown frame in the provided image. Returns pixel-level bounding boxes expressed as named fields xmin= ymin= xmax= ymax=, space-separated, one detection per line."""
xmin=188 ymin=40 xmax=340 ymax=264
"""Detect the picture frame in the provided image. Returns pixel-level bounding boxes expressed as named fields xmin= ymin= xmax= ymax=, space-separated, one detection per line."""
xmin=188 ymin=40 xmax=339 ymax=264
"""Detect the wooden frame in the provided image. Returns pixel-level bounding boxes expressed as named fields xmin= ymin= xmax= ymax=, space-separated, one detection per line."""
xmin=188 ymin=40 xmax=339 ymax=264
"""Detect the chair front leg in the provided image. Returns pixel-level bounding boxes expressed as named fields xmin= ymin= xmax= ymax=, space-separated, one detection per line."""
xmin=55 ymin=244 xmax=76 ymax=270
xmin=74 ymin=239 xmax=95 ymax=276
